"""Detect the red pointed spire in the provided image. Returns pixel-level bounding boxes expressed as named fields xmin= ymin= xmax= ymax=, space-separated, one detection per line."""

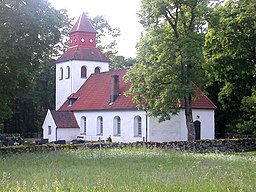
xmin=69 ymin=12 xmax=96 ymax=48
xmin=69 ymin=12 xmax=96 ymax=34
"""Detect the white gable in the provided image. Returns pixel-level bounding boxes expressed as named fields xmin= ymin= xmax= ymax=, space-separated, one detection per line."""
xmin=42 ymin=110 xmax=57 ymax=142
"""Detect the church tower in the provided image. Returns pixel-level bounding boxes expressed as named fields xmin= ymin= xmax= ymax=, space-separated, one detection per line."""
xmin=55 ymin=13 xmax=110 ymax=110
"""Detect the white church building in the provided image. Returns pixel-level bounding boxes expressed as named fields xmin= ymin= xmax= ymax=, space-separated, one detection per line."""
xmin=42 ymin=13 xmax=217 ymax=143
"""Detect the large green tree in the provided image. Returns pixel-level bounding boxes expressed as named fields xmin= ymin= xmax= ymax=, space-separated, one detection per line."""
xmin=0 ymin=0 xmax=70 ymax=133
xmin=204 ymin=0 xmax=256 ymax=134
xmin=125 ymin=0 xmax=212 ymax=140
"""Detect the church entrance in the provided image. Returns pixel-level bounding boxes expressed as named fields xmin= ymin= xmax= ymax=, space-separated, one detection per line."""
xmin=194 ymin=120 xmax=201 ymax=140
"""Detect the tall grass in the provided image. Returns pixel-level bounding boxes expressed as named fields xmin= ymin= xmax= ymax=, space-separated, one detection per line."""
xmin=0 ymin=148 xmax=255 ymax=191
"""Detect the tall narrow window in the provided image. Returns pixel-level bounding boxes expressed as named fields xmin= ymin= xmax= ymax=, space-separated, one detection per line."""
xmin=97 ymin=116 xmax=103 ymax=135
xmin=94 ymin=67 xmax=100 ymax=73
xmin=59 ymin=67 xmax=63 ymax=80
xmin=81 ymin=66 xmax=87 ymax=78
xmin=48 ymin=126 xmax=51 ymax=135
xmin=81 ymin=116 xmax=86 ymax=134
xmin=113 ymin=116 xmax=121 ymax=136
xmin=66 ymin=66 xmax=70 ymax=79
xmin=134 ymin=116 xmax=142 ymax=137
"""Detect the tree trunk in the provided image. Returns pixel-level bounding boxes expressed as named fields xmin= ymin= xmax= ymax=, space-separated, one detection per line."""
xmin=184 ymin=93 xmax=195 ymax=140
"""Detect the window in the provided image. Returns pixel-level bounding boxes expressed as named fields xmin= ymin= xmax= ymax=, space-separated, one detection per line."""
xmin=97 ymin=116 xmax=103 ymax=135
xmin=81 ymin=116 xmax=86 ymax=134
xmin=48 ymin=126 xmax=51 ymax=135
xmin=94 ymin=67 xmax=100 ymax=73
xmin=81 ymin=66 xmax=87 ymax=78
xmin=66 ymin=66 xmax=70 ymax=79
xmin=59 ymin=67 xmax=63 ymax=80
xmin=113 ymin=116 xmax=121 ymax=136
xmin=134 ymin=116 xmax=142 ymax=137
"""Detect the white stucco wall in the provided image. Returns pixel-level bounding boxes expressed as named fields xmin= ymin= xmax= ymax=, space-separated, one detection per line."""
xmin=56 ymin=60 xmax=109 ymax=110
xmin=149 ymin=109 xmax=215 ymax=142
xmin=148 ymin=114 xmax=182 ymax=142
xmin=74 ymin=110 xmax=147 ymax=143
xmin=56 ymin=128 xmax=80 ymax=141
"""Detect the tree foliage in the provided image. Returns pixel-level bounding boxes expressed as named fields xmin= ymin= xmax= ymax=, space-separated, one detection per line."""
xmin=125 ymin=0 xmax=212 ymax=140
xmin=0 ymin=0 xmax=71 ymax=132
xmin=90 ymin=15 xmax=136 ymax=70
xmin=204 ymin=0 xmax=256 ymax=134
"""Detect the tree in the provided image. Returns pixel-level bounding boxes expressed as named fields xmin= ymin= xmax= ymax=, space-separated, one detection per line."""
xmin=125 ymin=0 xmax=212 ymax=140
xmin=90 ymin=15 xmax=136 ymax=70
xmin=204 ymin=0 xmax=256 ymax=134
xmin=0 ymin=0 xmax=71 ymax=132
xmin=111 ymin=56 xmax=137 ymax=70
xmin=236 ymin=89 xmax=256 ymax=135
xmin=90 ymin=15 xmax=121 ymax=69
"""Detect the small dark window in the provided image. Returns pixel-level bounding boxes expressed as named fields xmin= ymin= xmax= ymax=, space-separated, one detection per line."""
xmin=48 ymin=126 xmax=51 ymax=135
xmin=59 ymin=67 xmax=63 ymax=80
xmin=81 ymin=66 xmax=87 ymax=78
xmin=66 ymin=66 xmax=70 ymax=79
xmin=94 ymin=67 xmax=100 ymax=73
xmin=68 ymin=99 xmax=77 ymax=106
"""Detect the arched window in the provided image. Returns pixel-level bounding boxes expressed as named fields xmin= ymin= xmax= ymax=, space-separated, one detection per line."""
xmin=94 ymin=67 xmax=100 ymax=73
xmin=66 ymin=66 xmax=70 ymax=79
xmin=59 ymin=67 xmax=63 ymax=80
xmin=134 ymin=116 xmax=142 ymax=137
xmin=81 ymin=116 xmax=86 ymax=134
xmin=113 ymin=116 xmax=121 ymax=136
xmin=194 ymin=120 xmax=201 ymax=140
xmin=97 ymin=116 xmax=103 ymax=135
xmin=81 ymin=66 xmax=87 ymax=78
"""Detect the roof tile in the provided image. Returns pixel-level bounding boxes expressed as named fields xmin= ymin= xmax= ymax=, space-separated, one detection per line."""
xmin=69 ymin=12 xmax=96 ymax=34
xmin=56 ymin=47 xmax=110 ymax=63
xmin=59 ymin=69 xmax=216 ymax=111
xmin=51 ymin=111 xmax=79 ymax=128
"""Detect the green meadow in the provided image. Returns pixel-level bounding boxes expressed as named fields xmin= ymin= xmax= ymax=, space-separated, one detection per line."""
xmin=0 ymin=148 xmax=255 ymax=191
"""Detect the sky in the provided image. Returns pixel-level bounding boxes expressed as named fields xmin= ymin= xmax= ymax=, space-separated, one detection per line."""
xmin=49 ymin=0 xmax=143 ymax=58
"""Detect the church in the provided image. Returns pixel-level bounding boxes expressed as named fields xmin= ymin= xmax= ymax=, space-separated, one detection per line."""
xmin=42 ymin=13 xmax=216 ymax=143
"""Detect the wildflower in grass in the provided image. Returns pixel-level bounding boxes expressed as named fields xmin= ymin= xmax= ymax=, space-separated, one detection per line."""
xmin=66 ymin=148 xmax=169 ymax=160
xmin=183 ymin=152 xmax=256 ymax=163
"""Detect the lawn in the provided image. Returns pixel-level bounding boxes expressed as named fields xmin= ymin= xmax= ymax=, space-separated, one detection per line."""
xmin=0 ymin=148 xmax=255 ymax=191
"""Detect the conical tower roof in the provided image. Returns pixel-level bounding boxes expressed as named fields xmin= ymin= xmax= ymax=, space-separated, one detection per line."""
xmin=69 ymin=12 xmax=96 ymax=34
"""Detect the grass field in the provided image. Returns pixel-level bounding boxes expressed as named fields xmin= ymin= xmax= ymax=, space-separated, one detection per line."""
xmin=0 ymin=148 xmax=255 ymax=191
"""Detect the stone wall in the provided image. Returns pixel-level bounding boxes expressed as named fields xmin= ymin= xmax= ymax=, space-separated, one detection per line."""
xmin=0 ymin=138 xmax=256 ymax=154
xmin=141 ymin=138 xmax=256 ymax=152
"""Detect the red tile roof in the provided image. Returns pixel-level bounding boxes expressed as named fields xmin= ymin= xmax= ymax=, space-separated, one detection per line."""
xmin=51 ymin=110 xmax=79 ymax=128
xmin=59 ymin=69 xmax=136 ymax=111
xmin=190 ymin=84 xmax=217 ymax=109
xmin=59 ymin=69 xmax=216 ymax=111
xmin=56 ymin=47 xmax=110 ymax=63
xmin=69 ymin=12 xmax=96 ymax=34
